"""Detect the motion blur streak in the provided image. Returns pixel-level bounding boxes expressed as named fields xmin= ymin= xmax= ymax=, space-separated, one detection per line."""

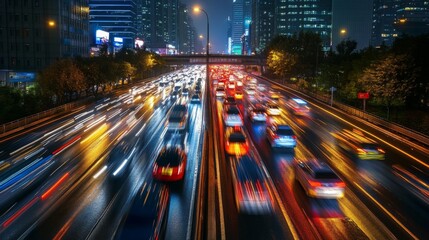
xmin=354 ymin=183 xmax=418 ymax=239
xmin=80 ymin=124 xmax=108 ymax=145
xmin=41 ymin=172 xmax=70 ymax=200
xmin=43 ymin=119 xmax=74 ymax=137
xmin=52 ymin=135 xmax=81 ymax=155
xmin=2 ymin=197 xmax=38 ymax=228
xmin=312 ymin=103 xmax=429 ymax=169
xmin=93 ymin=165 xmax=108 ymax=179
xmin=84 ymin=116 xmax=106 ymax=132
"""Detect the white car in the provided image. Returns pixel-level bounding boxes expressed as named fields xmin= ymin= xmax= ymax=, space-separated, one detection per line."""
xmin=248 ymin=104 xmax=267 ymax=122
xmin=223 ymin=106 xmax=243 ymax=127
xmin=215 ymin=87 xmax=226 ymax=97
xmin=266 ymin=103 xmax=281 ymax=116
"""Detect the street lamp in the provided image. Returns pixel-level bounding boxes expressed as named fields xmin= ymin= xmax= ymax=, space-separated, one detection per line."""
xmin=193 ymin=5 xmax=210 ymax=130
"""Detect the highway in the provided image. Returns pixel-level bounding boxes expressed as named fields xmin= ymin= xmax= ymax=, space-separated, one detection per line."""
xmin=0 ymin=65 xmax=428 ymax=239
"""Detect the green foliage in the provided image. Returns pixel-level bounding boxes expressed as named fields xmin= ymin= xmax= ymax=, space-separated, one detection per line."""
xmin=265 ymin=31 xmax=323 ymax=83
xmin=358 ymin=53 xmax=419 ymax=119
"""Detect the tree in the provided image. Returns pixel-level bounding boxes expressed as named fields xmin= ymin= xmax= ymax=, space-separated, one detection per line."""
xmin=266 ymin=50 xmax=297 ymax=83
xmin=336 ymin=39 xmax=357 ymax=56
xmin=37 ymin=59 xmax=84 ymax=103
xmin=358 ymin=54 xmax=419 ymax=119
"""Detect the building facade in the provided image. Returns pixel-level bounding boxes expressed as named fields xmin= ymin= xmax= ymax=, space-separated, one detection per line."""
xmin=89 ymin=0 xmax=137 ymax=50
xmin=251 ymin=0 xmax=276 ymax=54
xmin=276 ymin=0 xmax=332 ymax=51
xmin=137 ymin=0 xmax=179 ymax=51
xmin=0 ymin=0 xmax=90 ymax=88
xmin=178 ymin=3 xmax=197 ymax=54
xmin=371 ymin=0 xmax=429 ymax=47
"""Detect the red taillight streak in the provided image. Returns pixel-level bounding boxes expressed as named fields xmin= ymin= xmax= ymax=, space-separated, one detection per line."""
xmin=52 ymin=135 xmax=81 ymax=155
xmin=41 ymin=172 xmax=69 ymax=200
xmin=336 ymin=182 xmax=346 ymax=188
xmin=256 ymin=181 xmax=266 ymax=200
xmin=308 ymin=180 xmax=322 ymax=187
xmin=3 ymin=197 xmax=38 ymax=228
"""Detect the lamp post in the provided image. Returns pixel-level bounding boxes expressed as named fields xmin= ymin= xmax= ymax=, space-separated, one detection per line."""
xmin=193 ymin=5 xmax=210 ymax=128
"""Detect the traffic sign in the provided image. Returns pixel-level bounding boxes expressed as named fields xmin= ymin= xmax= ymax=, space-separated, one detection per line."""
xmin=358 ymin=92 xmax=370 ymax=99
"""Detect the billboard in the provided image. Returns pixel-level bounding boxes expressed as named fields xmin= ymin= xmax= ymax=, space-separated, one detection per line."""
xmin=113 ymin=37 xmax=123 ymax=47
xmin=95 ymin=30 xmax=109 ymax=45
xmin=135 ymin=38 xmax=144 ymax=49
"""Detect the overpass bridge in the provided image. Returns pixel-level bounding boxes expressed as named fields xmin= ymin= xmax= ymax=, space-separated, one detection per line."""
xmin=160 ymin=54 xmax=266 ymax=66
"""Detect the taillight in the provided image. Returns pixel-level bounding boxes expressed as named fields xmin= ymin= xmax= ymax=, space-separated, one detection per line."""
xmin=292 ymin=135 xmax=297 ymax=139
xmin=273 ymin=135 xmax=279 ymax=139
xmin=336 ymin=182 xmax=346 ymax=188
xmin=309 ymin=180 xmax=322 ymax=187
xmin=256 ymin=181 xmax=266 ymax=200
xmin=356 ymin=148 xmax=367 ymax=154
xmin=377 ymin=148 xmax=385 ymax=154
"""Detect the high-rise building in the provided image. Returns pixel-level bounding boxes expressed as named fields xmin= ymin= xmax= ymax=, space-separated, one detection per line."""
xmin=89 ymin=0 xmax=137 ymax=50
xmin=230 ymin=0 xmax=252 ymax=55
xmin=137 ymin=0 xmax=179 ymax=51
xmin=276 ymin=0 xmax=332 ymax=51
xmin=251 ymin=0 xmax=276 ymax=54
xmin=231 ymin=0 xmax=244 ymax=54
xmin=371 ymin=0 xmax=429 ymax=47
xmin=0 ymin=0 xmax=90 ymax=88
xmin=178 ymin=3 xmax=197 ymax=54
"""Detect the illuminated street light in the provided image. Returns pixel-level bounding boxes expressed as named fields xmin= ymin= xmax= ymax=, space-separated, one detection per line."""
xmin=340 ymin=28 xmax=347 ymax=35
xmin=48 ymin=20 xmax=56 ymax=27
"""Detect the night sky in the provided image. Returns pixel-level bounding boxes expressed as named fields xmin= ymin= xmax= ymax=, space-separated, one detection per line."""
xmin=181 ymin=0 xmax=373 ymax=53
xmin=182 ymin=0 xmax=233 ymax=53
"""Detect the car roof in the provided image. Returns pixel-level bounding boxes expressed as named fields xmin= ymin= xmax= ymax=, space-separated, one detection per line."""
xmin=155 ymin=147 xmax=185 ymax=167
xmin=236 ymin=156 xmax=264 ymax=182
xmin=291 ymin=98 xmax=307 ymax=104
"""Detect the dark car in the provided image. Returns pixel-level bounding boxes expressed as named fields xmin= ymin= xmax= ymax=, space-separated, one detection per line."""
xmin=116 ymin=183 xmax=169 ymax=240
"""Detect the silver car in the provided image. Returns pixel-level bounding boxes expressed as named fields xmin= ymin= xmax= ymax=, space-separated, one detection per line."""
xmin=294 ymin=159 xmax=345 ymax=199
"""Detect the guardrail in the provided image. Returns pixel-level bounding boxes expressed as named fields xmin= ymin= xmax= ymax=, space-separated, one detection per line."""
xmin=0 ymin=100 xmax=87 ymax=135
xmin=259 ymin=76 xmax=429 ymax=148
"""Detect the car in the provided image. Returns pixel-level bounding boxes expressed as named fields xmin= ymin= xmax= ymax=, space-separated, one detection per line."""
xmin=224 ymin=127 xmax=249 ymax=155
xmin=332 ymin=129 xmax=386 ymax=160
xmin=268 ymin=91 xmax=280 ymax=101
xmin=294 ymin=159 xmax=345 ymax=199
xmin=231 ymin=155 xmax=273 ymax=214
xmin=234 ymin=91 xmax=243 ymax=100
xmin=223 ymin=96 xmax=237 ymax=106
xmin=191 ymin=94 xmax=201 ymax=103
xmin=223 ymin=105 xmax=243 ymax=127
xmin=287 ymin=98 xmax=310 ymax=116
xmin=228 ymin=82 xmax=236 ymax=89
xmin=266 ymin=124 xmax=296 ymax=148
xmin=116 ymin=184 xmax=169 ymax=240
xmin=236 ymin=80 xmax=243 ymax=87
xmin=182 ymin=88 xmax=189 ymax=95
xmin=215 ymin=87 xmax=226 ymax=98
xmin=153 ymin=147 xmax=187 ymax=181
xmin=266 ymin=103 xmax=281 ymax=116
xmin=166 ymin=104 xmax=188 ymax=131
xmin=245 ymin=87 xmax=256 ymax=95
xmin=257 ymin=83 xmax=267 ymax=92
xmin=248 ymin=104 xmax=267 ymax=122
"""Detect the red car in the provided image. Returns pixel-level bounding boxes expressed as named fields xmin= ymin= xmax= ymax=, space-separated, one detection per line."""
xmin=153 ymin=147 xmax=187 ymax=181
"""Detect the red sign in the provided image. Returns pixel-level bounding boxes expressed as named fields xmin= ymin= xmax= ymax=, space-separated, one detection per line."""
xmin=358 ymin=92 xmax=370 ymax=99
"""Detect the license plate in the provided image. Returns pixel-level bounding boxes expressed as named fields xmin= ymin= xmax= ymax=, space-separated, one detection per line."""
xmin=162 ymin=167 xmax=173 ymax=176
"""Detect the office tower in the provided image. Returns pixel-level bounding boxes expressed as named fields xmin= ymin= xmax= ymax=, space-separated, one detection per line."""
xmin=371 ymin=0 xmax=429 ymax=47
xmin=89 ymin=0 xmax=137 ymax=50
xmin=251 ymin=0 xmax=276 ymax=54
xmin=137 ymin=0 xmax=179 ymax=50
xmin=231 ymin=0 xmax=244 ymax=54
xmin=178 ymin=3 xmax=197 ymax=54
xmin=276 ymin=0 xmax=332 ymax=51
xmin=0 ymin=0 xmax=90 ymax=88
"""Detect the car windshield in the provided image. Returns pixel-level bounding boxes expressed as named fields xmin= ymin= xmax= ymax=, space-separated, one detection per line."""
xmin=314 ymin=171 xmax=339 ymax=180
xmin=156 ymin=149 xmax=183 ymax=167
xmin=229 ymin=133 xmax=246 ymax=143
xmin=226 ymin=107 xmax=240 ymax=114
